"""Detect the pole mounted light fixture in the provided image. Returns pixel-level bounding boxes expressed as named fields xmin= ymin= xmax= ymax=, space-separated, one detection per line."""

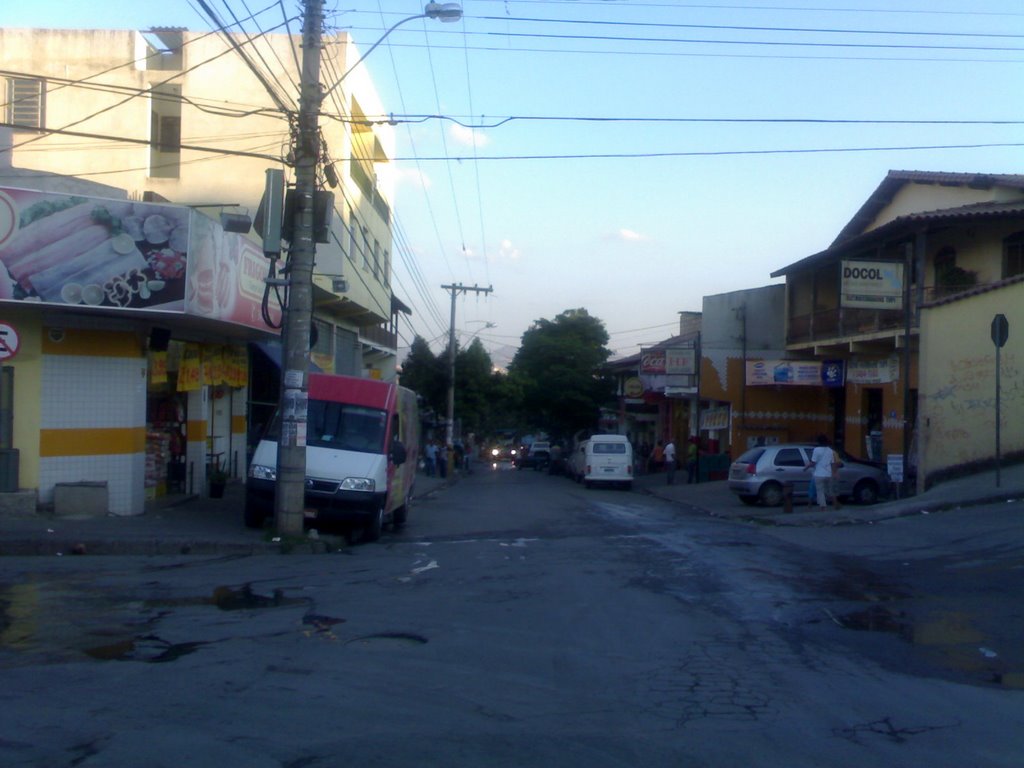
xmin=323 ymin=3 xmax=463 ymax=100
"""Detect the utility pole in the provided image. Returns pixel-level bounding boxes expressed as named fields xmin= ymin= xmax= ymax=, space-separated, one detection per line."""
xmin=441 ymin=283 xmax=493 ymax=447
xmin=275 ymin=0 xmax=324 ymax=536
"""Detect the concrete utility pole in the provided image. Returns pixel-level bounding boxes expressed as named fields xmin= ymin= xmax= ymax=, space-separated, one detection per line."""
xmin=275 ymin=0 xmax=324 ymax=536
xmin=442 ymin=283 xmax=493 ymax=447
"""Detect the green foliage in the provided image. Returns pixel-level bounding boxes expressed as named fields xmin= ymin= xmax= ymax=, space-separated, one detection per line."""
xmin=399 ymin=336 xmax=447 ymax=416
xmin=508 ymin=308 xmax=614 ymax=438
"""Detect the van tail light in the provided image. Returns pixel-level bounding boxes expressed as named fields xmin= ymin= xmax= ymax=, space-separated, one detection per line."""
xmin=745 ymin=463 xmax=757 ymax=475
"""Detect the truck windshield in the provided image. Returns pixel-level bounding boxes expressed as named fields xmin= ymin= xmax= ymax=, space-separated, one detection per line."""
xmin=306 ymin=401 xmax=387 ymax=453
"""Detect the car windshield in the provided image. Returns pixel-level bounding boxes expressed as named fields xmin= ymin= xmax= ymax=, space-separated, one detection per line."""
xmin=306 ymin=401 xmax=387 ymax=453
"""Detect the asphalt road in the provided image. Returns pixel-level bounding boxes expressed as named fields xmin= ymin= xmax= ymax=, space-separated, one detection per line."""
xmin=1 ymin=464 xmax=1022 ymax=767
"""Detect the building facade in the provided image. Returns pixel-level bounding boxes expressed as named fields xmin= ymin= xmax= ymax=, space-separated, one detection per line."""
xmin=0 ymin=25 xmax=409 ymax=513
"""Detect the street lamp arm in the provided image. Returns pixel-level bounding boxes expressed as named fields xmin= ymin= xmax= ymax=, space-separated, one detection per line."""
xmin=322 ymin=4 xmax=462 ymax=101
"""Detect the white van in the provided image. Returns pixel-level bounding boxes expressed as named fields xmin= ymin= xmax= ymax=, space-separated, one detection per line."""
xmin=245 ymin=373 xmax=419 ymax=541
xmin=582 ymin=434 xmax=633 ymax=490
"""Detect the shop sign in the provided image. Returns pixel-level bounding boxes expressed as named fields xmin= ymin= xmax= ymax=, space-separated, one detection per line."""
xmin=0 ymin=186 xmax=282 ymax=332
xmin=747 ymin=359 xmax=845 ymax=387
xmin=700 ymin=406 xmax=731 ymax=431
xmin=840 ymin=259 xmax=904 ymax=310
xmin=847 ymin=355 xmax=899 ymax=384
xmin=641 ymin=348 xmax=666 ymax=374
xmin=177 ymin=344 xmax=203 ymax=392
xmin=623 ymin=377 xmax=644 ymax=398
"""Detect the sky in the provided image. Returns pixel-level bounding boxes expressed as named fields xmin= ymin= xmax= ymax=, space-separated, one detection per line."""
xmin=4 ymin=0 xmax=1024 ymax=367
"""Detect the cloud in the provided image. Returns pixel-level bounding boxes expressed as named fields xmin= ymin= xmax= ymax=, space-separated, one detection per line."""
xmin=613 ymin=228 xmax=649 ymax=242
xmin=396 ymin=167 xmax=432 ymax=189
xmin=449 ymin=124 xmax=489 ymax=148
xmin=497 ymin=238 xmax=520 ymax=261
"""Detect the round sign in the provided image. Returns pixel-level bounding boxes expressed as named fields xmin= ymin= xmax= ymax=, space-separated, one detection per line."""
xmin=0 ymin=322 xmax=21 ymax=360
xmin=0 ymin=191 xmax=16 ymax=250
xmin=624 ymin=377 xmax=644 ymax=398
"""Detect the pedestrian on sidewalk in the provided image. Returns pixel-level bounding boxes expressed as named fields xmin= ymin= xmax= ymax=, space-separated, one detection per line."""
xmin=423 ymin=440 xmax=437 ymax=477
xmin=650 ymin=441 xmax=665 ymax=474
xmin=686 ymin=437 xmax=699 ymax=484
xmin=664 ymin=438 xmax=677 ymax=484
xmin=806 ymin=434 xmax=839 ymax=511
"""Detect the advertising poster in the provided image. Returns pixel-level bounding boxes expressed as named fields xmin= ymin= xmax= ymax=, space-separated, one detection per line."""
xmin=840 ymin=259 xmax=904 ymax=310
xmin=0 ymin=186 xmax=189 ymax=310
xmin=747 ymin=359 xmax=845 ymax=387
xmin=0 ymin=186 xmax=282 ymax=332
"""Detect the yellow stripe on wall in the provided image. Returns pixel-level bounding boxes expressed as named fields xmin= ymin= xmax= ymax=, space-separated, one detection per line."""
xmin=40 ymin=427 xmax=146 ymax=457
xmin=232 ymin=414 xmax=246 ymax=435
xmin=41 ymin=328 xmax=142 ymax=358
xmin=186 ymin=420 xmax=207 ymax=443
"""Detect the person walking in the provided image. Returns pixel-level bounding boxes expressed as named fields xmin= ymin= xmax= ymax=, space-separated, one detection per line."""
xmin=806 ymin=434 xmax=839 ymax=511
xmin=650 ymin=441 xmax=665 ymax=474
xmin=423 ymin=440 xmax=437 ymax=477
xmin=686 ymin=437 xmax=699 ymax=484
xmin=664 ymin=438 xmax=677 ymax=485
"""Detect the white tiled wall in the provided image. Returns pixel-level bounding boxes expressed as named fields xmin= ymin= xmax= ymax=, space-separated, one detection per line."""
xmin=40 ymin=354 xmax=147 ymax=516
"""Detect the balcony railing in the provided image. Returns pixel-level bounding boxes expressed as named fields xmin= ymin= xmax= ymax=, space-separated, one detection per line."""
xmin=361 ymin=324 xmax=397 ymax=350
xmin=786 ymin=306 xmax=913 ymax=345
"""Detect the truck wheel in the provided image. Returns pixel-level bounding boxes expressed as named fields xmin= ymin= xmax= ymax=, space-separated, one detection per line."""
xmin=362 ymin=506 xmax=384 ymax=542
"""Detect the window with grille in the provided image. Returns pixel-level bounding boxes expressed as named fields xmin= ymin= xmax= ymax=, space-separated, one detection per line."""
xmin=6 ymin=77 xmax=44 ymax=130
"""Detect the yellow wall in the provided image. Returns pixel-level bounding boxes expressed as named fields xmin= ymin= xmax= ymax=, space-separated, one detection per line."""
xmin=2 ymin=310 xmax=43 ymax=486
xmin=919 ymin=281 xmax=1024 ymax=488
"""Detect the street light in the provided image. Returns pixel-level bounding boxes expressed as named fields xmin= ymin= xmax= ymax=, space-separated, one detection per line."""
xmin=274 ymin=0 xmax=463 ymax=536
xmin=323 ymin=3 xmax=463 ymax=101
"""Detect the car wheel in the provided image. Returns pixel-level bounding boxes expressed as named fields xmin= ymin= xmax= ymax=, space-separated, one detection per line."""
xmin=362 ymin=506 xmax=384 ymax=542
xmin=852 ymin=479 xmax=879 ymax=505
xmin=758 ymin=482 xmax=784 ymax=507
xmin=738 ymin=494 xmax=759 ymax=506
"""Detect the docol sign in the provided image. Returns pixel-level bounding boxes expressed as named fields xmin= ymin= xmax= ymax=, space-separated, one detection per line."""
xmin=840 ymin=259 xmax=904 ymax=310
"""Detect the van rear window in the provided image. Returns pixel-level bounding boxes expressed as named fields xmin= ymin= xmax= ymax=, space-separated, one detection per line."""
xmin=592 ymin=443 xmax=626 ymax=454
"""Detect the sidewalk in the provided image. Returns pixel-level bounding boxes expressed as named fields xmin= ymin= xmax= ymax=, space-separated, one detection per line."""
xmin=634 ymin=462 xmax=1024 ymax=526
xmin=0 ymin=469 xmax=456 ymax=557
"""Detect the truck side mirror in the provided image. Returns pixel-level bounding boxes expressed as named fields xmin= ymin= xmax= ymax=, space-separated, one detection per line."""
xmin=390 ymin=440 xmax=407 ymax=466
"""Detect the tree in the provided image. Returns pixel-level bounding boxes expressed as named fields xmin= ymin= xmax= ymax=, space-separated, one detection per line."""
xmin=453 ymin=337 xmax=495 ymax=436
xmin=399 ymin=335 xmax=446 ymax=417
xmin=508 ymin=308 xmax=614 ymax=438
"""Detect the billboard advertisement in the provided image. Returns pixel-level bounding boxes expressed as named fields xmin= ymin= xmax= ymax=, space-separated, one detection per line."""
xmin=840 ymin=259 xmax=904 ymax=310
xmin=746 ymin=359 xmax=845 ymax=387
xmin=0 ymin=186 xmax=280 ymax=331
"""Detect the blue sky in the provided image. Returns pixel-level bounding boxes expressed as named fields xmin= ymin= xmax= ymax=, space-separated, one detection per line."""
xmin=4 ymin=1 xmax=1024 ymax=365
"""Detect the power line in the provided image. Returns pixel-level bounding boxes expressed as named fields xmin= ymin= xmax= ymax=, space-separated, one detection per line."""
xmin=384 ymin=141 xmax=1024 ymax=162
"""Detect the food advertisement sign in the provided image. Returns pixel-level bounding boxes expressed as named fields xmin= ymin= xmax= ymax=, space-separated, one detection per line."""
xmin=0 ymin=186 xmax=280 ymax=331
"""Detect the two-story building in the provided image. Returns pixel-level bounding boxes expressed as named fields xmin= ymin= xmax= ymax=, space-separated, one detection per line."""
xmin=0 ymin=26 xmax=410 ymax=513
xmin=770 ymin=170 xmax=1024 ymax=490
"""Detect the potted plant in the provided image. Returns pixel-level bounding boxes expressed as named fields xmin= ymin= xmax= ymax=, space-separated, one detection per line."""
xmin=208 ymin=461 xmax=228 ymax=498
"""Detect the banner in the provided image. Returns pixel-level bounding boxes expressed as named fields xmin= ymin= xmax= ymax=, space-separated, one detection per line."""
xmin=641 ymin=346 xmax=696 ymax=375
xmin=747 ymin=359 xmax=845 ymax=387
xmin=0 ymin=186 xmax=282 ymax=332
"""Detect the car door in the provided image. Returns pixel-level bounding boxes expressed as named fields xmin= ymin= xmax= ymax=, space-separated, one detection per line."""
xmin=771 ymin=447 xmax=812 ymax=497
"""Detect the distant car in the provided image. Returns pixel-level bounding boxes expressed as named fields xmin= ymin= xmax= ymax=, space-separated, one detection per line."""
xmin=728 ymin=444 xmax=891 ymax=507
xmin=488 ymin=442 xmax=517 ymax=463
xmin=516 ymin=441 xmax=551 ymax=470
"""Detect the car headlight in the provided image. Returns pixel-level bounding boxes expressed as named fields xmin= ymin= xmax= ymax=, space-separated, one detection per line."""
xmin=249 ymin=464 xmax=276 ymax=481
xmin=511 ymin=449 xmax=518 ymax=456
xmin=491 ymin=448 xmax=499 ymax=457
xmin=340 ymin=477 xmax=375 ymax=492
